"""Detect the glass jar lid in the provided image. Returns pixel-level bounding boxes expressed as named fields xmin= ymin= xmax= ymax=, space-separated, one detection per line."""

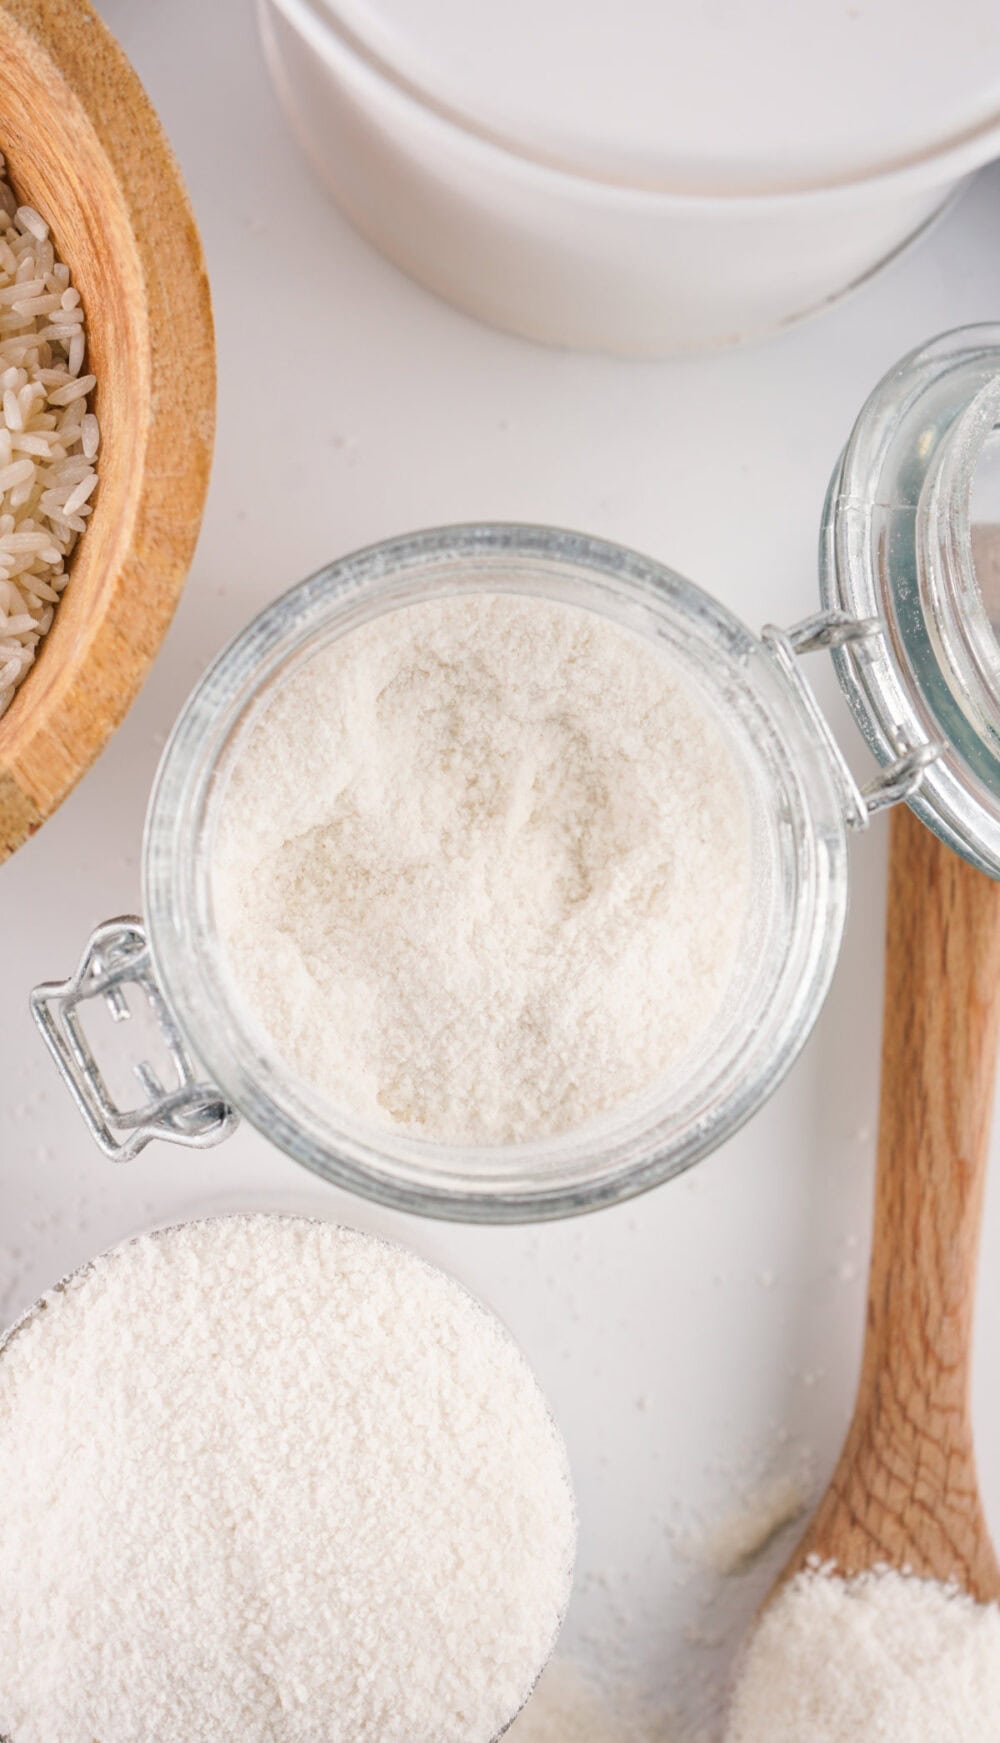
xmin=823 ymin=324 xmax=1000 ymax=878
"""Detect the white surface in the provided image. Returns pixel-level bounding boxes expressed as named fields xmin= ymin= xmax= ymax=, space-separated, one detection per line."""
xmin=2 ymin=3 xmax=1000 ymax=1736
xmin=316 ymin=0 xmax=1000 ymax=192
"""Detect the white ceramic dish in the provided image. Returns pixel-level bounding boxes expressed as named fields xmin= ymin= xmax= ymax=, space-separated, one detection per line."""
xmin=257 ymin=0 xmax=1000 ymax=355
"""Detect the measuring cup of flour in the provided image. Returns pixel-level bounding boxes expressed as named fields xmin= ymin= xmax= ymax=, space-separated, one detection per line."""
xmin=32 ymin=328 xmax=1000 ymax=1219
xmin=0 ymin=1213 xmax=575 ymax=1743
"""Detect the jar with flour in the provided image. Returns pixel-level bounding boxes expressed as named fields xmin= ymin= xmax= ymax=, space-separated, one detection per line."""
xmin=32 ymin=325 xmax=1000 ymax=1220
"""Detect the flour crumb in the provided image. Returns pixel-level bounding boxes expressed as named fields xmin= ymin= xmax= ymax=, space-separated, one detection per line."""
xmin=214 ymin=593 xmax=750 ymax=1144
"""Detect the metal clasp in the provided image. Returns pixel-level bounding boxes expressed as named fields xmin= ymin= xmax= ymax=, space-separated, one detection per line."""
xmin=762 ymin=611 xmax=942 ymax=829
xmin=31 ymin=917 xmax=238 ymax=1162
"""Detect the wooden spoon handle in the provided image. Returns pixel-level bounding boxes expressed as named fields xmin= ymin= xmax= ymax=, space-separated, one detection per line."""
xmin=792 ymin=805 xmax=1000 ymax=1596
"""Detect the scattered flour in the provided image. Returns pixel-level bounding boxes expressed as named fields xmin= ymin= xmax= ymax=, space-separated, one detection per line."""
xmin=723 ymin=1564 xmax=1000 ymax=1742
xmin=507 ymin=1658 xmax=666 ymax=1743
xmin=506 ymin=1660 xmax=630 ymax=1743
xmin=214 ymin=593 xmax=750 ymax=1144
xmin=0 ymin=1215 xmax=576 ymax=1743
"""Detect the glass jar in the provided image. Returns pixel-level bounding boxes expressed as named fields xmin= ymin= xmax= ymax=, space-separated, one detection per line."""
xmin=33 ymin=327 xmax=1000 ymax=1222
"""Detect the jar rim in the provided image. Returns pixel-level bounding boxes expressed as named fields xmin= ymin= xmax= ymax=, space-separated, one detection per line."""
xmin=143 ymin=524 xmax=849 ymax=1221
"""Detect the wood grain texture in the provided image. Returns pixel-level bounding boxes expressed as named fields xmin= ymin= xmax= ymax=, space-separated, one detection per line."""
xmin=0 ymin=0 xmax=215 ymax=860
xmin=782 ymin=805 xmax=1000 ymax=1600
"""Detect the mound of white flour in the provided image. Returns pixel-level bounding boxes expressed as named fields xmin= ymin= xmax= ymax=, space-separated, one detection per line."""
xmin=724 ymin=1564 xmax=1000 ymax=1742
xmin=0 ymin=1216 xmax=575 ymax=1743
xmin=214 ymin=593 xmax=749 ymax=1143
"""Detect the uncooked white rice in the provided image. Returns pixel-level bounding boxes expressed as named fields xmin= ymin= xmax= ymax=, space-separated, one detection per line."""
xmin=0 ymin=152 xmax=98 ymax=717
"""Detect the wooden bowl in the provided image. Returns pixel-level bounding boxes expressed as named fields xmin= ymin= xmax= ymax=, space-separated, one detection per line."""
xmin=0 ymin=0 xmax=215 ymax=861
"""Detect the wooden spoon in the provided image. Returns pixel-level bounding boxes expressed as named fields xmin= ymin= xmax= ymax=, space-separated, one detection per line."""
xmin=779 ymin=803 xmax=1000 ymax=1601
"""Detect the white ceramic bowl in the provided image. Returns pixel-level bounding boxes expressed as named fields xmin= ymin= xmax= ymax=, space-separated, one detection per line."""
xmin=258 ymin=0 xmax=1000 ymax=356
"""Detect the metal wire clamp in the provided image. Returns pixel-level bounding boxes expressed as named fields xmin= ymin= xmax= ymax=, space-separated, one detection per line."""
xmin=30 ymin=916 xmax=238 ymax=1162
xmin=762 ymin=610 xmax=943 ymax=830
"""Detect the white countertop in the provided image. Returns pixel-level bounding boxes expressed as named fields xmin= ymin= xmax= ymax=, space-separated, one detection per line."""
xmin=4 ymin=3 xmax=1000 ymax=1735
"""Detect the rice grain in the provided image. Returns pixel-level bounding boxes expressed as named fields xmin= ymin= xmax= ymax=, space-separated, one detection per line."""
xmin=0 ymin=153 xmax=98 ymax=718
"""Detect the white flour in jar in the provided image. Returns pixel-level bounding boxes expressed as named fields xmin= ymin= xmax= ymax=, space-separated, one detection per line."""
xmin=0 ymin=1215 xmax=576 ymax=1743
xmin=214 ymin=593 xmax=750 ymax=1143
xmin=723 ymin=1563 xmax=1000 ymax=1741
